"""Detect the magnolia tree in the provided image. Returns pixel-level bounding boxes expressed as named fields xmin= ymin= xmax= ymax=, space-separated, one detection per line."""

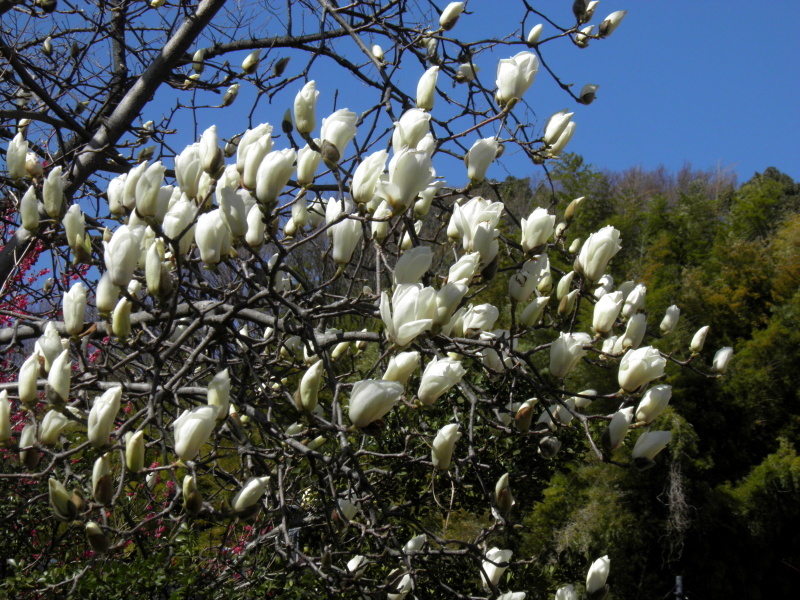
xmin=0 ymin=0 xmax=732 ymax=597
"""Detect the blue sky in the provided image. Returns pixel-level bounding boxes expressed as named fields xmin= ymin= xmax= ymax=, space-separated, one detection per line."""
xmin=162 ymin=1 xmax=799 ymax=188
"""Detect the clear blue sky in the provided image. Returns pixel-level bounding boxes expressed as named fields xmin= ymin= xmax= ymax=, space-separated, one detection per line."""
xmin=170 ymin=1 xmax=800 ymax=188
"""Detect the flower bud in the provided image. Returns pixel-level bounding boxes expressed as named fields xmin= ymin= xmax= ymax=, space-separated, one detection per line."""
xmin=19 ymin=351 xmax=41 ymax=406
xmin=416 ymin=66 xmax=439 ymax=111
xmin=526 ymin=24 xmax=543 ymax=46
xmin=690 ymin=325 xmax=710 ymax=353
xmin=112 ymin=297 xmax=132 ymax=340
xmin=603 ymin=407 xmax=634 ymax=451
xmin=47 ymin=349 xmax=71 ymax=404
xmin=43 ymin=166 xmax=64 ymax=219
xmin=88 ymin=386 xmax=122 ymax=448
xmin=296 ymin=361 xmax=324 ymax=413
xmin=125 ymin=430 xmax=145 ymax=474
xmin=635 ymin=384 xmax=672 ymax=424
xmin=49 ymin=478 xmax=77 ymax=521
xmin=618 ymin=347 xmax=666 ymax=392
xmin=495 ymin=51 xmax=538 ymax=109
xmin=659 ymin=305 xmax=681 ymax=335
xmin=207 ymin=369 xmax=231 ymax=419
xmin=6 ymin=133 xmax=27 ymax=180
xmin=85 ymin=522 xmax=110 ymax=553
xmin=62 ymin=282 xmax=87 ymax=336
xmin=713 ymin=347 xmax=734 ymax=374
xmin=494 ymin=473 xmax=514 ymax=514
xmin=418 ymin=357 xmax=466 ymax=405
xmin=586 ymin=555 xmax=611 ymax=596
xmin=183 ymin=475 xmax=203 ymax=516
xmin=439 ymin=2 xmax=464 ymax=30
xmin=92 ymin=453 xmax=114 ymax=505
xmin=20 ymin=185 xmax=39 ymax=232
xmin=599 ymin=10 xmax=627 ymax=38
xmin=465 ymin=137 xmax=497 ymax=184
xmin=348 ymin=380 xmax=404 ymax=428
xmin=241 ymin=49 xmax=260 ymax=74
xmin=173 ymin=405 xmax=218 ymax=461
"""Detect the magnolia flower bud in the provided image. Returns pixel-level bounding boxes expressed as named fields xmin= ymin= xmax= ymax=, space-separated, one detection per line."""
xmin=548 ymin=121 xmax=576 ymax=156
xmin=297 ymin=361 xmax=324 ymax=413
xmin=382 ymin=351 xmax=420 ymax=385
xmin=481 ymin=547 xmax=512 ymax=588
xmin=514 ymin=398 xmax=538 ymax=432
xmin=207 ymin=369 xmax=230 ymax=419
xmin=112 ymin=297 xmax=132 ymax=340
xmin=7 ymin=133 xmax=27 ymax=179
xmin=439 ymin=2 xmax=464 ymax=30
xmin=465 ymin=137 xmax=498 ymax=184
xmin=198 ymin=126 xmax=224 ymax=176
xmin=331 ymin=217 xmax=363 ymax=265
xmin=636 ymin=384 xmax=672 ymax=424
xmin=20 ymin=185 xmax=39 ymax=232
xmin=549 ymin=332 xmax=591 ymax=379
xmin=371 ymin=44 xmax=384 ymax=64
xmin=231 ymin=476 xmax=269 ymax=516
xmin=297 ymin=143 xmax=321 ymax=187
xmin=92 ymin=453 xmax=114 ymax=505
xmin=463 ymin=304 xmax=499 ymax=336
xmin=320 ymin=109 xmax=358 ymax=165
xmin=713 ymin=347 xmax=734 ymax=374
xmin=256 ymin=148 xmax=296 ymax=207
xmin=85 ymin=522 xmax=110 ymax=553
xmin=25 ymin=151 xmax=43 ymax=178
xmin=19 ymin=351 xmax=41 ymax=406
xmin=431 ymin=423 xmax=461 ymax=470
xmin=43 ymin=166 xmax=64 ymax=219
xmin=135 ymin=161 xmax=166 ymax=217
xmin=348 ymin=380 xmax=404 ymax=428
xmin=576 ymin=25 xmax=594 ymax=49
xmin=618 ymin=347 xmax=666 ymax=392
xmin=520 ymin=296 xmax=549 ymax=327
xmin=0 ymin=391 xmax=10 ymax=444
xmin=576 ymin=226 xmax=621 ymax=283
xmin=20 ymin=422 xmax=39 ymax=469
xmin=290 ymin=80 xmax=320 ymax=135
xmin=455 ymin=62 xmax=479 ymax=83
xmin=351 ymin=150 xmax=388 ymax=206
xmin=49 ymin=478 xmax=77 ymax=521
xmin=579 ymin=83 xmax=600 ymax=105
xmin=690 ymin=325 xmax=710 ymax=353
xmin=494 ymin=473 xmax=514 ymax=514
xmin=221 ymin=83 xmax=240 ymax=107
xmin=47 ymin=349 xmax=71 ymax=404
xmin=104 ymin=225 xmax=142 ymax=287
xmin=555 ymin=584 xmax=578 ymax=600
xmin=88 ymin=386 xmax=122 ymax=448
xmin=556 ymin=271 xmax=575 ymax=301
xmin=603 ymin=407 xmax=634 ymax=451
xmin=183 ymin=475 xmax=203 ymax=516
xmin=195 ymin=210 xmax=232 ymax=266
xmin=125 ymin=430 xmax=145 ymax=474
xmin=586 ymin=555 xmax=611 ymax=596
xmin=621 ymin=284 xmax=646 ymax=318
xmin=394 ymin=246 xmax=432 ymax=285
xmin=62 ymin=282 xmax=87 ymax=336
xmin=544 ymin=110 xmax=574 ymax=146
xmin=416 ymin=66 xmax=439 ymax=110
xmin=660 ymin=305 xmax=681 ymax=335
xmin=599 ymin=10 xmax=627 ymax=38
xmin=526 ymin=24 xmax=543 ymax=46
xmin=173 ymin=405 xmax=218 ymax=461
xmin=392 ymin=108 xmax=431 ymax=153
xmin=245 ymin=204 xmax=266 ymax=247
xmin=593 ymin=291 xmax=623 ymax=334
xmin=632 ymin=431 xmax=672 ymax=468
xmin=39 ymin=409 xmax=75 ymax=445
xmin=241 ymin=49 xmax=260 ymax=74
xmin=495 ymin=51 xmax=538 ymax=109
xmin=521 ymin=207 xmax=555 ymax=252
xmin=418 ymin=357 xmax=466 ymax=405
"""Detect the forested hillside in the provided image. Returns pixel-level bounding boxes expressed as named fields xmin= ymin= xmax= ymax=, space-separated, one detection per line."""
xmin=495 ymin=156 xmax=800 ymax=599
